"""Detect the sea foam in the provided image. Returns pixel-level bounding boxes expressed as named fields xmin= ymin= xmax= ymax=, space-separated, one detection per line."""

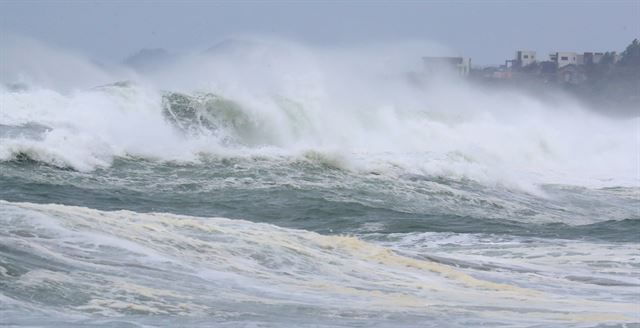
xmin=1 ymin=37 xmax=637 ymax=188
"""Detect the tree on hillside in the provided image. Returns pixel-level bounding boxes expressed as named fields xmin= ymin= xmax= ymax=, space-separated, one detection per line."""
xmin=619 ymin=38 xmax=640 ymax=67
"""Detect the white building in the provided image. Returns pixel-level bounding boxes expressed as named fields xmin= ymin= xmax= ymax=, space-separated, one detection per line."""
xmin=423 ymin=57 xmax=471 ymax=77
xmin=515 ymin=50 xmax=536 ymax=67
xmin=583 ymin=52 xmax=606 ymax=65
xmin=549 ymin=52 xmax=578 ymax=68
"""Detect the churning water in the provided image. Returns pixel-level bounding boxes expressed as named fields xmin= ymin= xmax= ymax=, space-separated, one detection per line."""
xmin=1 ymin=37 xmax=638 ymax=327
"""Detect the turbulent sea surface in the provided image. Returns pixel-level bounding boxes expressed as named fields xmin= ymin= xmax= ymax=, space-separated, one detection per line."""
xmin=0 ymin=39 xmax=639 ymax=327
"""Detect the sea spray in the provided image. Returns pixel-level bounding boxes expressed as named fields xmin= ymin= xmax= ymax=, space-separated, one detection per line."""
xmin=1 ymin=36 xmax=637 ymax=188
xmin=1 ymin=36 xmax=639 ymax=328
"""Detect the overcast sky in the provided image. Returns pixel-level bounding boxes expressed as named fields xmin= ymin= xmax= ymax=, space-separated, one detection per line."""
xmin=1 ymin=0 xmax=638 ymax=65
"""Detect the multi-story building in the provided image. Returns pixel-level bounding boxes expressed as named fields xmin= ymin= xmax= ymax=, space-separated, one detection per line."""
xmin=515 ymin=50 xmax=536 ymax=67
xmin=549 ymin=52 xmax=578 ymax=68
xmin=423 ymin=57 xmax=472 ymax=77
xmin=583 ymin=52 xmax=605 ymax=65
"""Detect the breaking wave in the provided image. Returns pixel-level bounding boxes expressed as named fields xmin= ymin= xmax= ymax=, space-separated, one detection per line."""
xmin=1 ymin=37 xmax=637 ymax=189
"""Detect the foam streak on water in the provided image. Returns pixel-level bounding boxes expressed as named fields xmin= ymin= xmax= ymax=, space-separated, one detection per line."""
xmin=1 ymin=37 xmax=639 ymax=327
xmin=0 ymin=201 xmax=638 ymax=327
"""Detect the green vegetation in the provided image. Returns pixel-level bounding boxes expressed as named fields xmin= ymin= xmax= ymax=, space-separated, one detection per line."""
xmin=619 ymin=38 xmax=640 ymax=67
xmin=472 ymin=39 xmax=639 ymax=115
xmin=575 ymin=39 xmax=640 ymax=112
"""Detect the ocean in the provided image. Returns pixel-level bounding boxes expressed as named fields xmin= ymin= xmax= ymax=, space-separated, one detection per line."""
xmin=0 ymin=39 xmax=638 ymax=327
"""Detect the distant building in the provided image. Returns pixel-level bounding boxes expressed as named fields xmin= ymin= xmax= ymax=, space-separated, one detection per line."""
xmin=583 ymin=52 xmax=605 ymax=65
xmin=423 ymin=57 xmax=471 ymax=77
xmin=483 ymin=47 xmax=627 ymax=87
xmin=515 ymin=50 xmax=536 ymax=67
xmin=549 ymin=52 xmax=578 ymax=68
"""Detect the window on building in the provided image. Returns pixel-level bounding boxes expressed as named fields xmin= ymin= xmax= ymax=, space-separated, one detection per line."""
xmin=523 ymin=55 xmax=528 ymax=59
xmin=561 ymin=56 xmax=569 ymax=60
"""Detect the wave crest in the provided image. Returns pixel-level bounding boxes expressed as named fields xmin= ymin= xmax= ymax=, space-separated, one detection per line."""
xmin=0 ymin=39 xmax=637 ymax=187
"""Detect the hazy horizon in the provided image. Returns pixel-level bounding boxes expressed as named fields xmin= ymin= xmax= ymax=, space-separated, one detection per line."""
xmin=1 ymin=1 xmax=638 ymax=65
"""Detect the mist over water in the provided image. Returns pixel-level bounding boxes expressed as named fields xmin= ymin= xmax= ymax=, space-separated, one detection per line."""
xmin=1 ymin=37 xmax=637 ymax=187
xmin=1 ymin=36 xmax=639 ymax=327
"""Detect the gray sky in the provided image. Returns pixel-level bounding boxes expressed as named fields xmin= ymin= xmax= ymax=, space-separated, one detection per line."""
xmin=1 ymin=0 xmax=638 ymax=65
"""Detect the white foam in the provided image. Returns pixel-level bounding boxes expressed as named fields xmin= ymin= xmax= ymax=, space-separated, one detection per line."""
xmin=1 ymin=37 xmax=637 ymax=187
xmin=1 ymin=200 xmax=637 ymax=324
